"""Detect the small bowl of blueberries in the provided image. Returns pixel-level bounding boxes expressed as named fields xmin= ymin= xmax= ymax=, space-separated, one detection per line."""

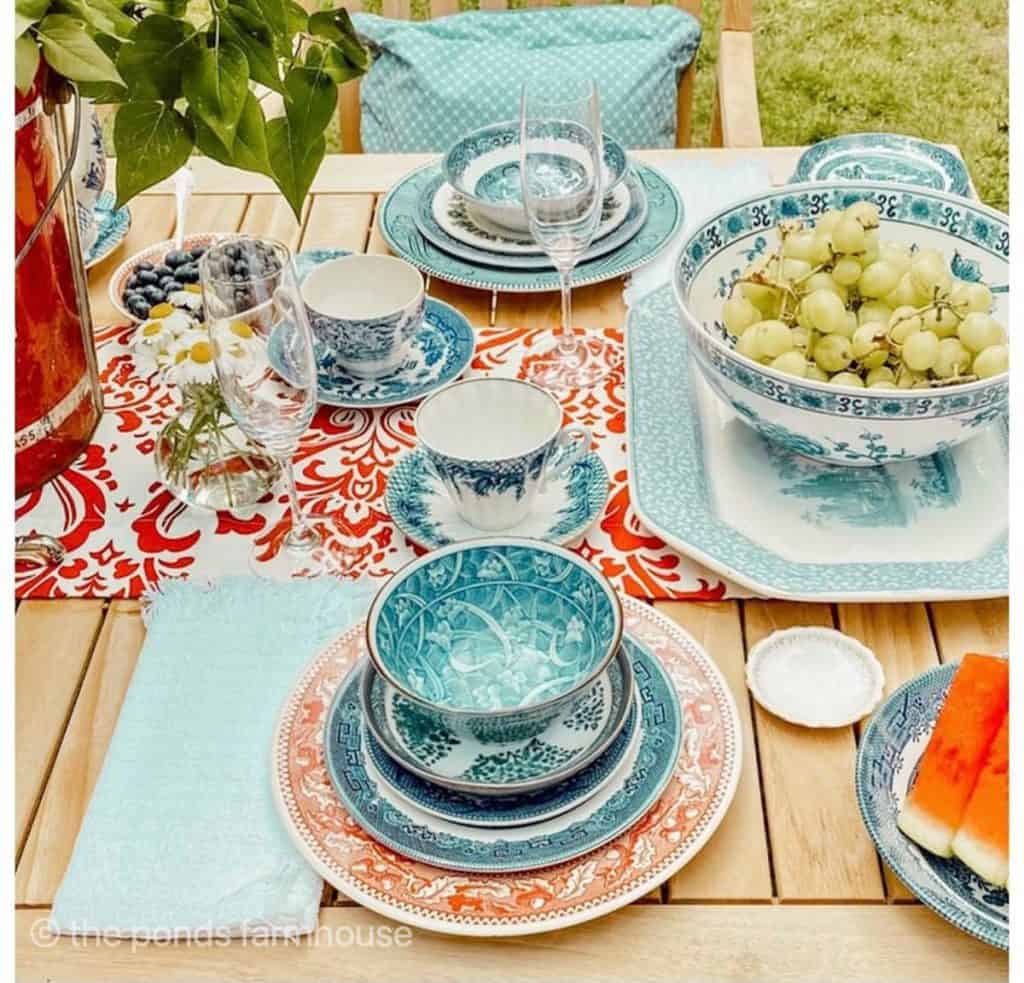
xmin=110 ymin=234 xmax=218 ymax=323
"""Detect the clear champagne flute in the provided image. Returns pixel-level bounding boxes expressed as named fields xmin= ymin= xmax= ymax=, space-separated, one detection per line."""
xmin=199 ymin=236 xmax=356 ymax=580
xmin=520 ymin=78 xmax=619 ymax=391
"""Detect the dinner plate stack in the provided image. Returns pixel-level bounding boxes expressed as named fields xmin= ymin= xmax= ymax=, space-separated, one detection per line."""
xmin=273 ymin=541 xmax=742 ymax=936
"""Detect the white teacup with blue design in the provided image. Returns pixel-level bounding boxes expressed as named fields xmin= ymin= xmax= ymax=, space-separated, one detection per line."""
xmin=301 ymin=254 xmax=424 ymax=379
xmin=415 ymin=378 xmax=592 ymax=532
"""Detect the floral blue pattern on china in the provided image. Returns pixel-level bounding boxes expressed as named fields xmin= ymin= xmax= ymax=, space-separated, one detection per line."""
xmin=368 ymin=541 xmax=620 ymax=715
xmin=380 ymin=162 xmax=683 ymax=293
xmin=856 ymin=664 xmax=1008 ymax=949
xmin=790 ymin=134 xmax=972 ymax=197
xmin=84 ymin=191 xmax=131 ymax=269
xmin=385 ymin=448 xmax=609 ymax=549
xmin=323 ymin=635 xmax=680 ymax=873
xmin=674 ymin=180 xmax=1008 ymax=465
xmin=625 ymin=285 xmax=1007 ymax=599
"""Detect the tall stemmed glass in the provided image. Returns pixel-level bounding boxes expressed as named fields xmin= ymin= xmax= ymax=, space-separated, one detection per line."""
xmin=520 ymin=78 xmax=618 ymax=391
xmin=200 ymin=237 xmax=354 ymax=580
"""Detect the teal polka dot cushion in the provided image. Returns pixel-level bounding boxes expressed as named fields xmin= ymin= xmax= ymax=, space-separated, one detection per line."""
xmin=352 ymin=6 xmax=701 ymax=153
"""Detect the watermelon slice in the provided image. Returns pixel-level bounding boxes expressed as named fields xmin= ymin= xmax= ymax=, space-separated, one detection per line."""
xmin=952 ymin=713 xmax=1009 ymax=886
xmin=897 ymin=653 xmax=1009 ymax=858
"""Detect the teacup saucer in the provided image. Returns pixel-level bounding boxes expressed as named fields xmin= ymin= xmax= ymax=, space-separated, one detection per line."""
xmin=386 ymin=447 xmax=609 ymax=548
xmin=361 ymin=645 xmax=634 ymax=797
xmin=269 ymin=297 xmax=475 ymax=409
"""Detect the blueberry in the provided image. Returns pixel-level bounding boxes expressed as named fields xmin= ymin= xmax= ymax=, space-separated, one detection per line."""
xmin=129 ymin=299 xmax=151 ymax=318
xmin=126 ymin=274 xmax=140 ymax=290
xmin=136 ymin=269 xmax=159 ymax=286
xmin=142 ymin=285 xmax=166 ymax=304
xmin=175 ymin=263 xmax=199 ymax=283
xmin=164 ymin=250 xmax=189 ymax=268
xmin=232 ymin=260 xmax=250 ymax=277
xmin=190 ymin=245 xmax=207 ymax=260
xmin=159 ymin=276 xmax=179 ymax=293
xmin=134 ymin=260 xmax=154 ymax=272
xmin=153 ymin=264 xmax=173 ymax=279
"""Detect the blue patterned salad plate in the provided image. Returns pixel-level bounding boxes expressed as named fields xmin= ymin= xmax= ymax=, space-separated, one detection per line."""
xmin=416 ymin=171 xmax=647 ymax=270
xmin=856 ymin=664 xmax=1008 ymax=949
xmin=325 ymin=634 xmax=680 ymax=873
xmin=361 ymin=645 xmax=635 ymax=807
xmin=84 ymin=190 xmax=131 ymax=269
xmin=269 ymin=248 xmax=475 ymax=409
xmin=386 ymin=448 xmax=609 ymax=550
xmin=626 ymin=285 xmax=1007 ymax=601
xmin=380 ymin=162 xmax=682 ymax=293
xmin=366 ymin=539 xmax=623 ymax=744
xmin=791 ymin=133 xmax=973 ymax=197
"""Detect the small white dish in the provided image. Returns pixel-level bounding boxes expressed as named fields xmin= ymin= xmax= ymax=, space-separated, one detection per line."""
xmin=746 ymin=627 xmax=885 ymax=728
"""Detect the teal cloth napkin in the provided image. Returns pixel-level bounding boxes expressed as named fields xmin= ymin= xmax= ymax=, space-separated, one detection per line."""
xmin=50 ymin=576 xmax=375 ymax=939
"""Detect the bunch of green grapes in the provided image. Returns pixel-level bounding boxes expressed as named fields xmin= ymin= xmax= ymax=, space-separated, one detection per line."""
xmin=720 ymin=201 xmax=1008 ymax=389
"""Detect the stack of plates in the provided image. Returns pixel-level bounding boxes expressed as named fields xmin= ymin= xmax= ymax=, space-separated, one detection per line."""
xmin=272 ymin=595 xmax=742 ymax=936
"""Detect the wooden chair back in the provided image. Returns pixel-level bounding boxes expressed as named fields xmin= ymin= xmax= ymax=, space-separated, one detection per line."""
xmin=334 ymin=0 xmax=719 ymax=153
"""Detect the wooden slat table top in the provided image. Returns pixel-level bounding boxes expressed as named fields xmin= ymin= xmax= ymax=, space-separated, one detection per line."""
xmin=15 ymin=147 xmax=1008 ymax=982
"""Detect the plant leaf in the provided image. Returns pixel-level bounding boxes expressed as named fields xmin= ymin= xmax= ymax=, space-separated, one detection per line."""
xmin=76 ymin=79 xmax=129 ymax=103
xmin=220 ymin=4 xmax=283 ymax=94
xmin=305 ymin=43 xmax=362 ymax=85
xmin=113 ymin=101 xmax=194 ymax=206
xmin=137 ymin=0 xmax=188 ymax=14
xmin=182 ymin=38 xmax=249 ymax=154
xmin=266 ymin=115 xmax=324 ymax=221
xmin=16 ymin=0 xmax=50 ymax=36
xmin=54 ymin=0 xmax=136 ymax=42
xmin=116 ymin=14 xmax=193 ymax=101
xmin=37 ymin=14 xmax=124 ymax=85
xmin=284 ymin=65 xmax=336 ymax=140
xmin=308 ymin=8 xmax=368 ymax=73
xmin=193 ymin=90 xmax=271 ymax=176
xmin=15 ymin=33 xmax=40 ymax=93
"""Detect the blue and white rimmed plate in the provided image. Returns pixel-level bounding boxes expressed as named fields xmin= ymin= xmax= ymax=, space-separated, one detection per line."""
xmin=363 ymin=682 xmax=639 ymax=828
xmin=326 ymin=633 xmax=679 ymax=873
xmin=362 ymin=644 xmax=633 ymax=797
xmin=386 ymin=447 xmax=609 ymax=549
xmin=856 ymin=663 xmax=1008 ymax=949
xmin=790 ymin=133 xmax=973 ymax=197
xmin=626 ymin=285 xmax=1008 ymax=601
xmin=422 ymin=175 xmax=639 ymax=265
xmin=84 ymin=190 xmax=131 ymax=269
xmin=380 ymin=162 xmax=682 ymax=293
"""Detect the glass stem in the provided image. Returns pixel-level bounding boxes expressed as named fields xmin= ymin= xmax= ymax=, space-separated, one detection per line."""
xmin=557 ymin=267 xmax=578 ymax=354
xmin=281 ymin=457 xmax=315 ymax=551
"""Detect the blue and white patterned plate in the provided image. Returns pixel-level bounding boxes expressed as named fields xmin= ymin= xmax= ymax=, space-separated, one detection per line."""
xmin=856 ymin=664 xmax=1008 ymax=949
xmin=84 ymin=190 xmax=131 ymax=269
xmin=325 ymin=634 xmax=680 ymax=873
xmin=790 ymin=133 xmax=973 ymax=197
xmin=419 ymin=174 xmax=644 ymax=268
xmin=386 ymin=447 xmax=609 ymax=549
xmin=380 ymin=163 xmax=682 ymax=293
xmin=626 ymin=285 xmax=1008 ymax=601
xmin=364 ymin=688 xmax=639 ymax=828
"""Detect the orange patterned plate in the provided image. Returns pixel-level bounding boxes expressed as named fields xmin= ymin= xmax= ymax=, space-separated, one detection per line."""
xmin=272 ymin=596 xmax=742 ymax=936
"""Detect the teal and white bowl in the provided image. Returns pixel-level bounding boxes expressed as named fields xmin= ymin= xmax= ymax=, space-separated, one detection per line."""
xmin=442 ymin=121 xmax=628 ymax=233
xmin=673 ymin=181 xmax=1009 ymax=467
xmin=365 ymin=539 xmax=623 ymax=744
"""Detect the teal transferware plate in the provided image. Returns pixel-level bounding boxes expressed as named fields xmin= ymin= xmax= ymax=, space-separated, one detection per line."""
xmin=856 ymin=664 xmax=1008 ymax=949
xmin=84 ymin=190 xmax=130 ymax=269
xmin=386 ymin=447 xmax=609 ymax=549
xmin=790 ymin=133 xmax=972 ymax=197
xmin=625 ymin=285 xmax=1008 ymax=601
xmin=380 ymin=162 xmax=682 ymax=293
xmin=325 ymin=634 xmax=680 ymax=873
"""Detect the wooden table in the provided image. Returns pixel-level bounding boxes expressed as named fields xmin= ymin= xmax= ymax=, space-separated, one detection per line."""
xmin=15 ymin=148 xmax=1009 ymax=982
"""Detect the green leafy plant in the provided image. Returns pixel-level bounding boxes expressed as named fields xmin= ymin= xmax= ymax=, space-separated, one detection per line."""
xmin=15 ymin=0 xmax=368 ymax=219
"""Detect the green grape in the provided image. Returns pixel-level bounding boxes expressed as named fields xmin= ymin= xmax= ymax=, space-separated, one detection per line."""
xmin=866 ymin=365 xmax=897 ymax=387
xmin=838 ymin=311 xmax=859 ymax=339
xmin=814 ymin=334 xmax=853 ymax=373
xmin=858 ymin=260 xmax=901 ymax=298
xmin=809 ymin=231 xmax=834 ymax=264
xmin=878 ymin=242 xmax=913 ymax=274
xmin=723 ymin=296 xmax=762 ymax=336
xmin=910 ymin=252 xmax=952 ymax=296
xmin=861 ymin=229 xmax=880 ymax=264
xmin=805 ymin=271 xmax=846 ymax=301
xmin=852 ymin=323 xmax=886 ymax=359
xmin=816 ymin=210 xmax=843 ymax=233
xmin=740 ymin=281 xmax=780 ymax=317
xmin=974 ymin=344 xmax=1008 ymax=379
xmin=844 ymin=201 xmax=880 ymax=227
xmin=771 ymin=351 xmax=807 ymax=377
xmin=958 ymin=312 xmax=1005 ymax=352
xmin=832 ymin=216 xmax=866 ymax=253
xmin=831 ymin=371 xmax=865 ymax=388
xmin=783 ymin=232 xmax=816 ymax=262
xmin=781 ymin=258 xmax=813 ymax=281
xmin=832 ymin=256 xmax=862 ymax=286
xmin=888 ymin=306 xmax=923 ymax=343
xmin=960 ymin=282 xmax=993 ymax=314
xmin=884 ymin=273 xmax=921 ymax=309
xmin=922 ymin=305 xmax=960 ymax=338
xmin=896 ymin=367 xmax=927 ymax=389
xmin=858 ymin=301 xmax=893 ymax=327
xmin=933 ymin=338 xmax=973 ymax=379
xmin=805 ymin=365 xmax=830 ymax=382
xmin=755 ymin=319 xmax=795 ymax=358
xmin=802 ymin=289 xmax=847 ymax=334
xmin=736 ymin=327 xmax=762 ymax=361
xmin=791 ymin=325 xmax=812 ymax=351
xmin=903 ymin=330 xmax=940 ymax=372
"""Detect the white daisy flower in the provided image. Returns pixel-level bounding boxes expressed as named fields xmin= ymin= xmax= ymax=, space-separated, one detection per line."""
xmin=168 ymin=284 xmax=204 ymax=313
xmin=132 ymin=305 xmax=196 ymax=368
xmin=167 ymin=328 xmax=218 ymax=387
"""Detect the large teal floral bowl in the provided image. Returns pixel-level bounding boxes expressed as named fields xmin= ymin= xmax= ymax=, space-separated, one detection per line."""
xmin=673 ymin=181 xmax=1009 ymax=466
xmin=443 ymin=121 xmax=629 ymax=234
xmin=366 ymin=539 xmax=623 ymax=743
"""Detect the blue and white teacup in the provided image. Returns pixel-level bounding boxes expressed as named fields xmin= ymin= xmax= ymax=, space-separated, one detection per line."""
xmin=415 ymin=378 xmax=592 ymax=531
xmin=301 ymin=254 xmax=424 ymax=379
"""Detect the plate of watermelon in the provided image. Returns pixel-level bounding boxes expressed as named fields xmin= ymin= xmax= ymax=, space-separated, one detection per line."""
xmin=856 ymin=654 xmax=1009 ymax=949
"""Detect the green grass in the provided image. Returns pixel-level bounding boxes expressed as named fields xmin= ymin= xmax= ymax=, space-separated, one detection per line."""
xmin=691 ymin=0 xmax=1008 ymax=209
